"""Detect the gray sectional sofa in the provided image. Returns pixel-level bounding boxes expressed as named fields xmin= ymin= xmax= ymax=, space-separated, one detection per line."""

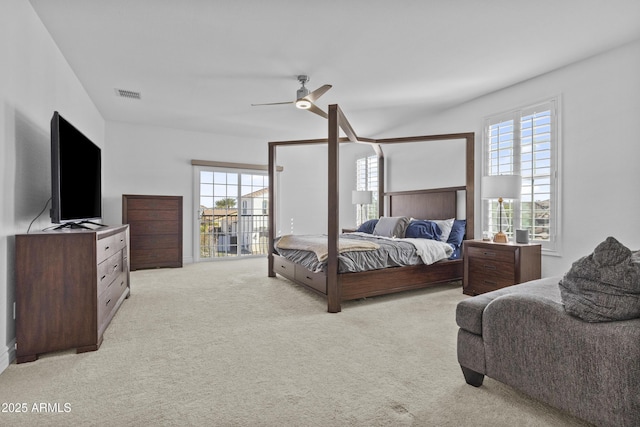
xmin=456 ymin=276 xmax=640 ymax=427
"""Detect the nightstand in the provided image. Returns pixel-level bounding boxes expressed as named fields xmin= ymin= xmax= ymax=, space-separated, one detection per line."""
xmin=462 ymin=240 xmax=541 ymax=295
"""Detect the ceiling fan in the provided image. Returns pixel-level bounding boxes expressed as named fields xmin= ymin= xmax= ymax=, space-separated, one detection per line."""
xmin=251 ymin=75 xmax=332 ymax=118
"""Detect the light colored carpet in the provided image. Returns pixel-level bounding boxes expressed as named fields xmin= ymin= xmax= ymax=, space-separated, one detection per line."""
xmin=0 ymin=258 xmax=591 ymax=426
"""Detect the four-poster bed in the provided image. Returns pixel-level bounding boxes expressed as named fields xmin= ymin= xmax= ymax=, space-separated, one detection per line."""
xmin=268 ymin=104 xmax=475 ymax=312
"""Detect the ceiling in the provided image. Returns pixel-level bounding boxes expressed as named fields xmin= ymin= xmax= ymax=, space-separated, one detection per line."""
xmin=29 ymin=0 xmax=640 ymax=141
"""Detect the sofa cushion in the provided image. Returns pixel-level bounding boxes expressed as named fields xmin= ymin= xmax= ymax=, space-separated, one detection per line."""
xmin=559 ymin=236 xmax=640 ymax=322
xmin=456 ymin=277 xmax=562 ymax=335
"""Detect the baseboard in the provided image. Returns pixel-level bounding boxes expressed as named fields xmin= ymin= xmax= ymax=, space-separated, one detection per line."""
xmin=0 ymin=339 xmax=16 ymax=374
xmin=183 ymin=256 xmax=193 ymax=265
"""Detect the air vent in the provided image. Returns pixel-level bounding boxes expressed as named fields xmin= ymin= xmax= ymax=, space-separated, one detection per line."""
xmin=114 ymin=88 xmax=141 ymax=100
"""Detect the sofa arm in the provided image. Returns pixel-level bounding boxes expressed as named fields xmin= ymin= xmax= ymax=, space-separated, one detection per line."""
xmin=483 ymin=293 xmax=640 ymax=427
xmin=457 ymin=329 xmax=486 ymax=384
xmin=456 ymin=295 xmax=491 ymax=335
xmin=456 ymin=276 xmax=563 ymax=335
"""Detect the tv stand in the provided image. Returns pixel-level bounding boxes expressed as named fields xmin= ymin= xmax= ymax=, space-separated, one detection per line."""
xmin=54 ymin=220 xmax=108 ymax=230
xmin=15 ymin=225 xmax=130 ymax=363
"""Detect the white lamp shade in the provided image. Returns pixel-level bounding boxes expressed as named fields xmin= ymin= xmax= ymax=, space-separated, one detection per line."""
xmin=352 ymin=190 xmax=373 ymax=205
xmin=481 ymin=175 xmax=521 ymax=200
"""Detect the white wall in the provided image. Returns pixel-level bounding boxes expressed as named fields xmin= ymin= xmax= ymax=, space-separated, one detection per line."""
xmin=274 ymin=142 xmax=374 ymax=235
xmin=383 ymin=139 xmax=467 ymax=192
xmin=0 ymin=0 xmax=105 ymax=372
xmin=106 ymin=38 xmax=640 ymax=279
xmin=275 ymin=39 xmax=640 ymax=278
xmin=103 ymin=121 xmax=270 ymax=263
xmin=104 ymin=123 xmax=375 ymax=255
xmin=379 ymin=39 xmax=640 ymax=277
xmin=274 ymin=144 xmax=327 ymax=236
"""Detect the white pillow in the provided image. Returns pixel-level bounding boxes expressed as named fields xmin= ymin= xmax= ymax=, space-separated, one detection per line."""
xmin=431 ymin=218 xmax=455 ymax=242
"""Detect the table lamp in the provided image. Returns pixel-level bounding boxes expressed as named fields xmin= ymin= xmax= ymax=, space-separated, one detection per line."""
xmin=481 ymin=175 xmax=521 ymax=243
xmin=352 ymin=190 xmax=372 ymax=226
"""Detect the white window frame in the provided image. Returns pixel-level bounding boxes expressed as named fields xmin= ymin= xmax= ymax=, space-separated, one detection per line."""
xmin=192 ymin=164 xmax=269 ymax=261
xmin=482 ymin=96 xmax=562 ymax=256
xmin=356 ymin=154 xmax=378 ymax=224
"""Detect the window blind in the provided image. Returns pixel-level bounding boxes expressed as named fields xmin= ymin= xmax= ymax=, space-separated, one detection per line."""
xmin=356 ymin=155 xmax=378 ymax=223
xmin=484 ymin=98 xmax=559 ymax=253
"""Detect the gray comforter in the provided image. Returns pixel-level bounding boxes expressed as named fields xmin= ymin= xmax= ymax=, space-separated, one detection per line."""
xmin=274 ymin=233 xmax=453 ymax=273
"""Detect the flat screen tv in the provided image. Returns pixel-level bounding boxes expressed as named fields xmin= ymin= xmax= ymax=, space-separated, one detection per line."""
xmin=50 ymin=111 xmax=102 ymax=227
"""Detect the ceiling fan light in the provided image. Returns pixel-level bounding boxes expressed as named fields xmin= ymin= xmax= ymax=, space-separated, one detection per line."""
xmin=295 ymin=99 xmax=311 ymax=109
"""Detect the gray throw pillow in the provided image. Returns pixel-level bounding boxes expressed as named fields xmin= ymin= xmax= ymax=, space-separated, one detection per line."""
xmin=559 ymin=236 xmax=640 ymax=322
xmin=373 ymin=216 xmax=410 ymax=238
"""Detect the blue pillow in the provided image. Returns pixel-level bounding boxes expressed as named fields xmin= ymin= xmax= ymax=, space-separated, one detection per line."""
xmin=357 ymin=219 xmax=378 ymax=234
xmin=446 ymin=219 xmax=466 ymax=249
xmin=405 ymin=220 xmax=442 ymax=240
xmin=449 ymin=245 xmax=462 ymax=260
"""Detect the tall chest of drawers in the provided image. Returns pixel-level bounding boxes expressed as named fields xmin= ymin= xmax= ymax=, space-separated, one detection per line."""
xmin=122 ymin=195 xmax=183 ymax=270
xmin=15 ymin=225 xmax=130 ymax=363
xmin=462 ymin=240 xmax=541 ymax=296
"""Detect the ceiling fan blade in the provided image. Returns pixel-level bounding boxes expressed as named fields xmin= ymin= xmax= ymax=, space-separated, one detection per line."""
xmin=307 ymin=102 xmax=328 ymax=119
xmin=304 ymin=84 xmax=332 ymax=102
xmin=251 ymin=101 xmax=294 ymax=106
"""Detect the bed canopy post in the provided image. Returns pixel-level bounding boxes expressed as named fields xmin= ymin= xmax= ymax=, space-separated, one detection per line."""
xmin=465 ymin=134 xmax=475 ymax=239
xmin=327 ymin=104 xmax=341 ymax=313
xmin=376 ymin=147 xmax=384 ymax=217
xmin=266 ymin=106 xmax=475 ymax=313
xmin=267 ymin=141 xmax=277 ymax=277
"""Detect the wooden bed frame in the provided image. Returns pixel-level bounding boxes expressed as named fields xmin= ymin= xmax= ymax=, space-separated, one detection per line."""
xmin=268 ymin=104 xmax=475 ymax=312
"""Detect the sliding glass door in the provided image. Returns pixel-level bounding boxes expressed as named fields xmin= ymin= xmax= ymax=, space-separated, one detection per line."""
xmin=196 ymin=167 xmax=269 ymax=260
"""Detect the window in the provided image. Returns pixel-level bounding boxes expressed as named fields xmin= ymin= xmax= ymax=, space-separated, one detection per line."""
xmin=195 ymin=167 xmax=269 ymax=259
xmin=356 ymin=154 xmax=378 ymax=224
xmin=483 ymin=97 xmax=560 ymax=254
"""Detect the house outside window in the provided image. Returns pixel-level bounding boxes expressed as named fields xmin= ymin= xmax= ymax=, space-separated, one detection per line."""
xmin=196 ymin=167 xmax=269 ymax=259
xmin=356 ymin=155 xmax=378 ymax=224
xmin=483 ymin=97 xmax=561 ymax=254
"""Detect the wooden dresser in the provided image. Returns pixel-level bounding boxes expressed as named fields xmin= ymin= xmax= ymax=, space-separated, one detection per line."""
xmin=462 ymin=240 xmax=541 ymax=296
xmin=15 ymin=225 xmax=130 ymax=363
xmin=122 ymin=195 xmax=183 ymax=270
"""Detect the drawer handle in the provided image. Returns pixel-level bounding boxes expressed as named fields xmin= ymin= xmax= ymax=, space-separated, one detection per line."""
xmin=105 ymin=299 xmax=111 ymax=306
xmin=280 ymin=264 xmax=287 ymax=269
xmin=101 ymin=274 xmax=107 ymax=281
xmin=484 ymin=264 xmax=497 ymax=270
xmin=306 ymin=276 xmax=313 ymax=280
xmin=104 ymin=245 xmax=110 ymax=251
xmin=483 ymin=280 xmax=498 ymax=285
xmin=482 ymin=251 xmax=496 ymax=257
xmin=113 ymin=264 xmax=119 ymax=271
